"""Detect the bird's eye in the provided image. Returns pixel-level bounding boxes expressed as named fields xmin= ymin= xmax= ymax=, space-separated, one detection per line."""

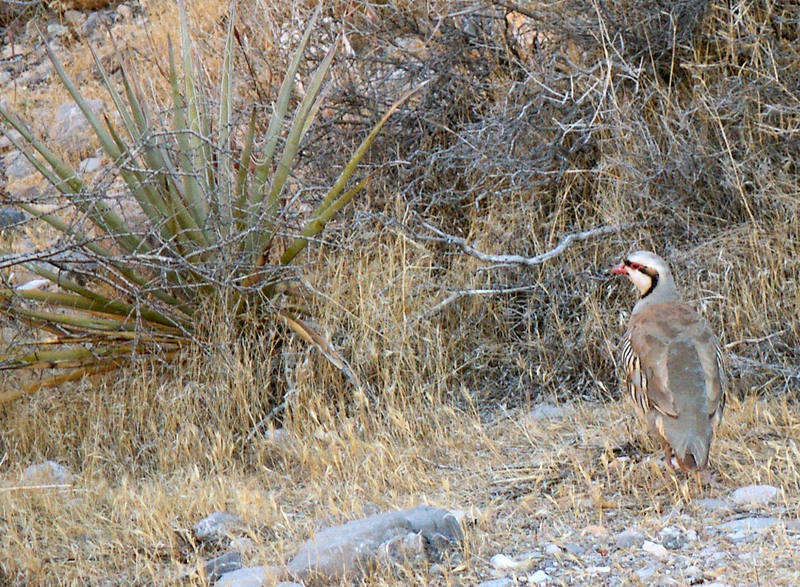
xmin=628 ymin=262 xmax=642 ymax=270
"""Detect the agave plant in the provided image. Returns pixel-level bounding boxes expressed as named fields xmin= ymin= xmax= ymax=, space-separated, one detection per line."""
xmin=0 ymin=1 xmax=418 ymax=402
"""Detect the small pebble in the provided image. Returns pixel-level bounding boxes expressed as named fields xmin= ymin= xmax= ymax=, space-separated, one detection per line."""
xmin=615 ymin=529 xmax=644 ymax=549
xmin=544 ymin=543 xmax=562 ymax=555
xmin=587 ymin=565 xmax=611 ymax=574
xmin=477 ymin=578 xmax=515 ymax=587
xmin=642 ymin=540 xmax=669 ymax=559
xmin=659 ymin=526 xmax=687 ymax=550
xmin=565 ymin=542 xmax=585 ymax=555
xmin=636 ymin=565 xmax=657 ymax=581
xmin=528 ymin=570 xmax=550 ymax=584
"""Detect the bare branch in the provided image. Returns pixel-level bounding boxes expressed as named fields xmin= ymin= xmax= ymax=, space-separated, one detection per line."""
xmin=416 ymin=220 xmax=636 ymax=267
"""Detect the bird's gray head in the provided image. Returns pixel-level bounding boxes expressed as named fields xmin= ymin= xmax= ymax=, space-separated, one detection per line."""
xmin=612 ymin=251 xmax=679 ymax=312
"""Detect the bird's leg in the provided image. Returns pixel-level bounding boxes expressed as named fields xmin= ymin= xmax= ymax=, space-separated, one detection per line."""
xmin=662 ymin=440 xmax=677 ymax=471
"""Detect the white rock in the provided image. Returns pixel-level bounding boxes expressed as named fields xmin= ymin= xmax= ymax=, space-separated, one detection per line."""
xmin=730 ymin=485 xmax=779 ymax=507
xmin=117 ymin=5 xmax=133 ymax=19
xmin=16 ymin=279 xmax=50 ymax=291
xmin=636 ymin=565 xmax=657 ymax=581
xmin=215 ymin=566 xmax=269 ymax=587
xmin=20 ymin=461 xmax=73 ymax=486
xmin=544 ymin=543 xmax=562 ymax=555
xmin=477 ymin=579 xmax=515 ymax=587
xmin=587 ymin=566 xmax=611 ymax=574
xmin=528 ymin=570 xmax=551 ymax=583
xmin=79 ymin=157 xmax=103 ymax=174
xmin=490 ymin=554 xmax=524 ymax=571
xmin=642 ymin=540 xmax=669 ymax=559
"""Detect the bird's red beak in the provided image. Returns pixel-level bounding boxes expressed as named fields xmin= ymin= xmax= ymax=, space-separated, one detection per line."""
xmin=611 ymin=262 xmax=628 ymax=275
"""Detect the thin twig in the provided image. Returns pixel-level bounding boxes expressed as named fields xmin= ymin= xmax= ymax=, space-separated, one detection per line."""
xmin=417 ymin=220 xmax=635 ymax=267
xmin=419 ymin=284 xmax=541 ymax=321
xmin=0 ymin=483 xmax=73 ymax=492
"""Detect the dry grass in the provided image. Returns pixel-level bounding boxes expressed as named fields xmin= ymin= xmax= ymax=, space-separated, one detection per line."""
xmin=1 ymin=0 xmax=799 ymax=584
xmin=1 ymin=363 xmax=798 ymax=584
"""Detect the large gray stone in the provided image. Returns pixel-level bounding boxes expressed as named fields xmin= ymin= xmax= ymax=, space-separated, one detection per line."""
xmin=719 ymin=517 xmax=779 ymax=533
xmin=203 ymin=552 xmax=242 ymax=584
xmin=49 ymin=99 xmax=105 ymax=157
xmin=287 ymin=505 xmax=463 ymax=583
xmin=4 ymin=150 xmax=36 ymax=180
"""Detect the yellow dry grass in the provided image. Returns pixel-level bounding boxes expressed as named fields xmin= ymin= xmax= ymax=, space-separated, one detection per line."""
xmin=1 ymin=360 xmax=798 ymax=585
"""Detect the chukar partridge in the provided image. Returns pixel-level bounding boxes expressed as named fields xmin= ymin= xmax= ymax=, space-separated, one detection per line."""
xmin=612 ymin=251 xmax=725 ymax=471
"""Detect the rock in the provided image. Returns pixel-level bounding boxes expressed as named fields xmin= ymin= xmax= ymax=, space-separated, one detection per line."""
xmin=635 ymin=565 xmax=657 ymax=581
xmin=696 ymin=497 xmax=732 ymax=512
xmin=64 ymin=10 xmax=86 ymax=28
xmin=580 ymin=524 xmax=608 ymax=537
xmin=194 ymin=511 xmax=242 ymax=541
xmin=684 ymin=564 xmax=704 ymax=582
xmin=16 ymin=279 xmax=50 ymax=291
xmin=376 ymin=530 xmax=426 ymax=566
xmin=544 ymin=543 xmax=562 ymax=555
xmin=49 ymin=99 xmax=105 ymax=157
xmin=263 ymin=427 xmax=291 ymax=444
xmin=78 ymin=157 xmax=103 ymax=174
xmin=615 ymin=529 xmax=644 ymax=549
xmin=491 ymin=553 xmax=536 ymax=572
xmin=641 ymin=540 xmax=669 ymax=559
xmin=0 ymin=208 xmax=26 ymax=229
xmin=215 ymin=566 xmax=271 ymax=587
xmin=587 ymin=566 xmax=611 ymax=574
xmin=47 ymin=24 xmax=70 ymax=39
xmin=528 ymin=569 xmax=551 ymax=583
xmin=202 ymin=552 xmax=242 ymax=584
xmin=82 ymin=12 xmax=103 ymax=36
xmin=565 ymin=542 xmax=585 ymax=555
xmin=718 ymin=517 xmax=779 ymax=534
xmin=4 ymin=150 xmax=36 ymax=180
xmin=287 ymin=505 xmax=463 ymax=583
xmin=730 ymin=485 xmax=779 ymax=507
xmin=658 ymin=526 xmax=687 ymax=550
xmin=0 ymin=129 xmax=23 ymax=152
xmin=478 ymin=578 xmax=515 ymax=587
xmin=116 ymin=4 xmax=132 ymax=19
xmin=276 ymin=583 xmax=305 ymax=587
xmin=525 ymin=402 xmax=571 ymax=421
xmin=20 ymin=461 xmax=73 ymax=486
